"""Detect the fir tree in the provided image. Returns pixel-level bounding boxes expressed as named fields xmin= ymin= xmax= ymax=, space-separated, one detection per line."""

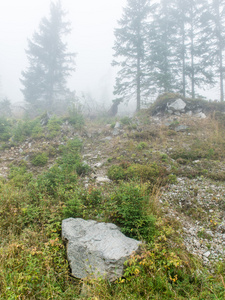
xmin=21 ymin=1 xmax=75 ymax=113
xmin=112 ymin=0 xmax=153 ymax=111
xmin=149 ymin=0 xmax=179 ymax=94
xmin=210 ymin=0 xmax=225 ymax=101
xmin=184 ymin=0 xmax=214 ymax=98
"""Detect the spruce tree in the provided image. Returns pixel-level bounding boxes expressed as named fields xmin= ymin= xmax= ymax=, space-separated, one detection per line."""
xmin=149 ymin=0 xmax=179 ymax=94
xmin=112 ymin=0 xmax=153 ymax=111
xmin=184 ymin=0 xmax=213 ymax=98
xmin=21 ymin=1 xmax=75 ymax=113
xmin=210 ymin=0 xmax=225 ymax=101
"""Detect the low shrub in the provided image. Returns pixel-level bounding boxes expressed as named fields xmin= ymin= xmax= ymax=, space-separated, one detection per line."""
xmin=107 ymin=165 xmax=126 ymax=181
xmin=120 ymin=116 xmax=132 ymax=125
xmin=13 ymin=117 xmax=41 ymax=142
xmin=8 ymin=165 xmax=33 ymax=188
xmin=108 ymin=182 xmax=156 ymax=242
xmin=0 ymin=117 xmax=11 ymax=141
xmin=126 ymin=163 xmax=160 ymax=183
xmin=47 ymin=115 xmax=62 ymax=138
xmin=136 ymin=142 xmax=148 ymax=150
xmin=108 ymin=162 xmax=167 ymax=185
xmin=66 ymin=103 xmax=85 ymax=130
xmin=31 ymin=152 xmax=48 ymax=166
xmin=31 ymin=123 xmax=44 ymax=139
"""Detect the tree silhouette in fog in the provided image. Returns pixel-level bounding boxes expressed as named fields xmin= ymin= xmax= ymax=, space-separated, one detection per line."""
xmin=21 ymin=1 xmax=75 ymax=113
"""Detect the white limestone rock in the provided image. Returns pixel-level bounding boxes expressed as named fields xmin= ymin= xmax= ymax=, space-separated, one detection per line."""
xmin=62 ymin=218 xmax=141 ymax=281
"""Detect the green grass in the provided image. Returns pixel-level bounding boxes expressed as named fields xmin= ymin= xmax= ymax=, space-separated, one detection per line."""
xmin=0 ymin=111 xmax=225 ymax=299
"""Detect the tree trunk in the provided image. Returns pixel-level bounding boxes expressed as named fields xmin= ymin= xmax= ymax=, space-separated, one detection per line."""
xmin=190 ymin=4 xmax=195 ymax=99
xmin=137 ymin=55 xmax=141 ymax=111
xmin=215 ymin=0 xmax=224 ymax=101
xmin=181 ymin=17 xmax=186 ymax=97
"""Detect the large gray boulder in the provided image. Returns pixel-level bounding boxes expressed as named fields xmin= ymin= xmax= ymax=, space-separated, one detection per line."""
xmin=62 ymin=218 xmax=141 ymax=281
xmin=167 ymin=98 xmax=186 ymax=111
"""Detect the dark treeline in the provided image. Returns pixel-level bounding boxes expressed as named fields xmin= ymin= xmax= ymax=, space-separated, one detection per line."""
xmin=113 ymin=0 xmax=225 ymax=110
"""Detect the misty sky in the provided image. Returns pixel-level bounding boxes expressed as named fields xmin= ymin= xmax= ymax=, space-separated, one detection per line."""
xmin=0 ymin=0 xmax=126 ymax=104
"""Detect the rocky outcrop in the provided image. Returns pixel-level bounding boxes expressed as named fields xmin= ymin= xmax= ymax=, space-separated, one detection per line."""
xmin=149 ymin=93 xmax=225 ymax=117
xmin=167 ymin=98 xmax=186 ymax=113
xmin=62 ymin=218 xmax=141 ymax=281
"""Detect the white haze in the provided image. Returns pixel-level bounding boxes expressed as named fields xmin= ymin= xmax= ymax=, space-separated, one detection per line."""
xmin=0 ymin=0 xmax=126 ymax=107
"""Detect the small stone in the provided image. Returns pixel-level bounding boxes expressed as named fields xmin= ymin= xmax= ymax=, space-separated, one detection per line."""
xmin=114 ymin=122 xmax=121 ymax=129
xmin=195 ymin=112 xmax=206 ymax=119
xmin=203 ymin=251 xmax=211 ymax=258
xmin=94 ymin=162 xmax=103 ymax=168
xmin=96 ymin=177 xmax=111 ymax=183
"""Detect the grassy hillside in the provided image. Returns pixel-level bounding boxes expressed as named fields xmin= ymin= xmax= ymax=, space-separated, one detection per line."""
xmin=0 ymin=104 xmax=225 ymax=299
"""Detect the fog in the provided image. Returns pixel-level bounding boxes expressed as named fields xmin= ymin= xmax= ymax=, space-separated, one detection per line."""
xmin=0 ymin=0 xmax=126 ymax=106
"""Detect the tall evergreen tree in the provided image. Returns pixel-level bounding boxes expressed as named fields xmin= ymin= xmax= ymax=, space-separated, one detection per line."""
xmin=112 ymin=0 xmax=153 ymax=111
xmin=168 ymin=0 xmax=214 ymax=98
xmin=210 ymin=0 xmax=225 ymax=101
xmin=184 ymin=0 xmax=213 ymax=98
xmin=149 ymin=0 xmax=179 ymax=94
xmin=21 ymin=1 xmax=75 ymax=113
xmin=175 ymin=0 xmax=188 ymax=97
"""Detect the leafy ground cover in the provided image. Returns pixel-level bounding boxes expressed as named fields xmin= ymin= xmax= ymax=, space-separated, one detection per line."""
xmin=0 ymin=104 xmax=225 ymax=299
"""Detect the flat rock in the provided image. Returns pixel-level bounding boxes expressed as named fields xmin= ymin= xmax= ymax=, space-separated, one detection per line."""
xmin=62 ymin=218 xmax=141 ymax=281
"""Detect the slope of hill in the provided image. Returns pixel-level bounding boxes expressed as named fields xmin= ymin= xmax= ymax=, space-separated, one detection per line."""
xmin=0 ymin=97 xmax=225 ymax=299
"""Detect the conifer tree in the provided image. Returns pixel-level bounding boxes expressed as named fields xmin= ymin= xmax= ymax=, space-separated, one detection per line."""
xmin=21 ymin=1 xmax=75 ymax=113
xmin=210 ymin=0 xmax=225 ymax=101
xmin=149 ymin=0 xmax=179 ymax=94
xmin=183 ymin=0 xmax=214 ymax=98
xmin=112 ymin=0 xmax=153 ymax=111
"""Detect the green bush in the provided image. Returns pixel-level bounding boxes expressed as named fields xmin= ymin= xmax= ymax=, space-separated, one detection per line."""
xmin=107 ymin=165 xmax=126 ymax=181
xmin=109 ymin=182 xmax=156 ymax=242
xmin=31 ymin=123 xmax=44 ymax=139
xmin=31 ymin=152 xmax=48 ymax=166
xmin=35 ymin=165 xmax=78 ymax=196
xmin=34 ymin=138 xmax=87 ymax=196
xmin=136 ymin=142 xmax=148 ymax=150
xmin=167 ymin=174 xmax=177 ymax=184
xmin=63 ymin=186 xmax=103 ymax=220
xmin=8 ymin=165 xmax=33 ymax=188
xmin=126 ymin=163 xmax=160 ymax=183
xmin=60 ymin=137 xmax=83 ymax=154
xmin=63 ymin=189 xmax=84 ymax=219
xmin=13 ymin=118 xmax=40 ymax=142
xmin=120 ymin=116 xmax=132 ymax=125
xmin=67 ymin=103 xmax=85 ymax=130
xmin=108 ymin=162 xmax=166 ymax=185
xmin=47 ymin=115 xmax=62 ymax=138
xmin=0 ymin=117 xmax=11 ymax=141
